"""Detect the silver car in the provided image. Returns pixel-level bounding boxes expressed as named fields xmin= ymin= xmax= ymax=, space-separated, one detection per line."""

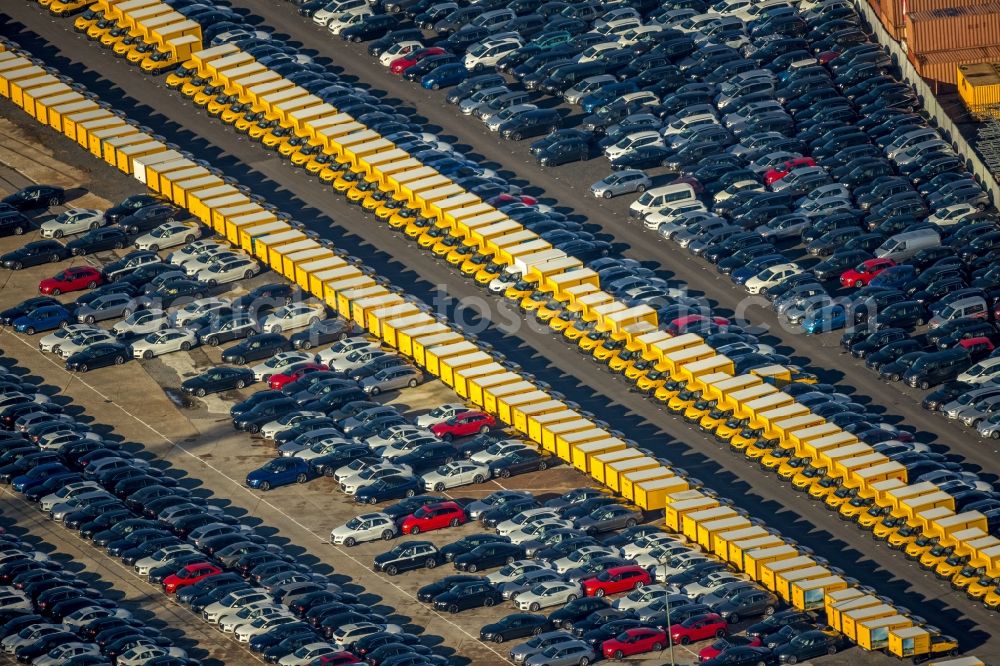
xmin=977 ymin=411 xmax=1000 ymax=439
xmin=197 ymin=255 xmax=260 ymax=285
xmin=591 ymin=170 xmax=651 ymax=199
xmin=74 ymin=293 xmax=135 ymax=324
xmin=524 ymin=639 xmax=595 ymax=666
xmin=509 ymin=631 xmax=577 ymax=664
xmin=361 ymin=365 xmax=423 ymax=395
xmin=515 ymin=580 xmax=582 ymax=611
xmin=39 ymin=208 xmax=103 ymax=238
xmin=57 ymin=329 xmax=117 ymax=358
xmin=330 ymin=512 xmax=397 ymax=546
xmin=959 ymin=395 xmax=1000 ymax=427
xmin=500 ymin=568 xmax=563 ymax=601
xmin=38 ymin=323 xmax=97 ymax=353
xmin=111 ymin=309 xmax=169 ymax=338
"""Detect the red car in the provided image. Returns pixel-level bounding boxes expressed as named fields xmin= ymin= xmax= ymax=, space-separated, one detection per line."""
xmin=430 ymin=410 xmax=496 ymax=440
xmin=764 ymin=157 xmax=816 ymax=185
xmin=400 ymin=501 xmax=466 ymax=535
xmin=817 ymin=50 xmax=840 ymax=64
xmin=488 ymin=193 xmax=537 ymax=207
xmin=670 ymin=613 xmax=728 ymax=645
xmin=839 ymin=257 xmax=895 ymax=288
xmin=602 ymin=627 xmax=668 ymax=659
xmin=162 ymin=562 xmax=222 ymax=594
xmin=309 ymin=654 xmax=359 ymax=665
xmin=390 ymin=46 xmax=445 ymax=74
xmin=698 ymin=635 xmax=763 ymax=661
xmin=582 ymin=565 xmax=650 ymax=597
xmin=667 ymin=314 xmax=730 ymax=335
xmin=268 ymin=362 xmax=329 ymax=389
xmin=38 ymin=266 xmax=104 ymax=295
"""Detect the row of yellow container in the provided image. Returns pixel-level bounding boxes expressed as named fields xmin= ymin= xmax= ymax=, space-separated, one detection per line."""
xmin=0 ymin=45 xmax=963 ymax=661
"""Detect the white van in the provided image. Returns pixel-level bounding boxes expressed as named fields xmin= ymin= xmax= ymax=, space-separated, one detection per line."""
xmin=629 ymin=183 xmax=697 ymax=218
xmin=605 ymin=131 xmax=664 ymax=160
xmin=577 ymin=42 xmax=621 ymax=62
xmin=463 ymin=36 xmax=521 ymax=70
xmin=875 ymin=228 xmax=941 ymax=262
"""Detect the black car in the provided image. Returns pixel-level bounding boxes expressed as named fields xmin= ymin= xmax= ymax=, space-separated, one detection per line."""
xmin=102 ymin=250 xmax=160 ymax=281
xmin=117 ymin=204 xmax=180 ymax=235
xmin=355 ymin=474 xmax=423 ymax=504
xmin=222 ymin=333 xmax=293 ymax=365
xmin=1 ymin=240 xmax=71 ymax=269
xmin=771 ymin=629 xmax=844 ymax=662
xmin=104 ymin=194 xmax=162 ymax=224
xmin=0 ymin=296 xmax=59 ymax=325
xmin=234 ymin=398 xmax=298 ymax=432
xmin=65 ymin=342 xmax=131 ymax=372
xmin=290 ymin=319 xmax=357 ymax=349
xmin=2 ymin=185 xmax=65 ymax=210
xmin=341 ymin=14 xmax=397 ymax=41
xmin=537 ymin=138 xmax=589 ymax=166
xmin=390 ymin=442 xmax=458 ymax=474
xmin=501 ymin=109 xmax=563 ymax=140
xmin=145 ymin=279 xmax=206 ymax=308
xmin=373 ymin=540 xmax=443 ymax=575
xmin=481 ymin=498 xmax=539 ymax=528
xmin=489 ymin=450 xmax=554 ymax=479
xmin=479 ymin=612 xmax=548 ymax=643
xmin=0 ymin=210 xmax=32 ymax=237
xmin=548 ymin=596 xmax=609 ymax=628
xmin=432 ymin=579 xmax=502 ymax=613
xmin=453 ymin=541 xmax=526 ymax=572
xmin=181 ymin=366 xmax=255 ymax=396
xmin=416 ymin=575 xmax=484 ymax=602
xmin=233 ymin=283 xmax=295 ymax=313
xmin=66 ymin=227 xmax=130 ymax=256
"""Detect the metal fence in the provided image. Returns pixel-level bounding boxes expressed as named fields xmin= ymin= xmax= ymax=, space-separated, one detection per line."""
xmin=853 ymin=0 xmax=1000 ymax=205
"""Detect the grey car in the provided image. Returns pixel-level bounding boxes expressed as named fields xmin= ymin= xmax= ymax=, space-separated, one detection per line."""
xmin=500 ymin=568 xmax=563 ymax=601
xmin=713 ymin=589 xmax=779 ymax=624
xmin=958 ymin=395 xmax=1000 ymax=427
xmin=509 ymin=631 xmax=578 ymax=665
xmin=697 ymin=580 xmax=759 ymax=606
xmin=524 ymin=639 xmax=596 ymax=666
xmin=756 ymin=214 xmax=811 ymax=240
xmin=574 ymin=505 xmax=642 ymax=535
xmin=361 ymin=365 xmax=423 ymax=395
xmin=75 ymin=293 xmax=135 ymax=324
xmin=466 ymin=489 xmax=534 ymax=520
xmin=590 ymin=170 xmax=652 ymax=199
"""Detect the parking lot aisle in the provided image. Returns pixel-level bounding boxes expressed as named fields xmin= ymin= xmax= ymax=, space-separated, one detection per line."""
xmin=189 ymin=1 xmax=1000 ymax=480
xmin=0 ymin=488 xmax=244 ymax=665
xmin=2 ymin=11 xmax=998 ymax=653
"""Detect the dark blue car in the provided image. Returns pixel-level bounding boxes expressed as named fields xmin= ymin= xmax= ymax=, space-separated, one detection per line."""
xmin=13 ymin=304 xmax=70 ymax=334
xmin=355 ymin=474 xmax=423 ymax=504
xmin=12 ymin=462 xmax=70 ymax=493
xmin=870 ymin=264 xmax=919 ymax=290
xmin=245 ymin=457 xmax=317 ymax=491
xmin=422 ymin=62 xmax=468 ymax=89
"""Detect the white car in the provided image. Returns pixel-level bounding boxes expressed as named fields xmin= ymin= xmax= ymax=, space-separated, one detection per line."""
xmin=328 ymin=348 xmax=388 ymax=373
xmin=341 ymin=464 xmax=412 ymax=495
xmin=744 ymin=262 xmax=802 ymax=295
xmin=377 ymin=434 xmax=439 ymax=460
xmin=330 ymin=512 xmax=398 ymax=546
xmin=612 ymin=584 xmax=679 ymax=612
xmin=219 ymin=603 xmax=285 ymax=633
xmin=38 ymin=208 xmax=103 ymax=238
xmin=463 ymin=36 xmax=522 ymax=71
xmin=168 ymin=240 xmax=227 ymax=266
xmin=297 ymin=439 xmax=353 ymax=461
xmin=172 ymin=297 xmax=230 ymax=327
xmin=0 ymin=589 xmax=31 ymax=613
xmin=32 ymin=642 xmax=101 ymax=666
xmin=515 ymin=581 xmax=582 ymax=611
xmin=470 ymin=440 xmax=531 ymax=464
xmin=421 ymin=460 xmax=491 ymax=491
xmin=197 ymin=254 xmax=260 ymax=285
xmin=56 ymin=329 xmax=116 ymax=358
xmin=2 ymin=622 xmax=67 ymax=652
xmin=367 ymin=424 xmax=429 ymax=449
xmin=683 ymin=572 xmax=749 ymax=599
xmin=111 ymin=309 xmax=170 ymax=338
xmin=927 ymin=203 xmax=979 ymax=227
xmin=552 ymin=546 xmax=620 ymax=574
xmin=958 ymin=357 xmax=1000 ymax=385
xmin=134 ymin=221 xmax=199 ymax=251
xmin=279 ymin=642 xmax=343 ymax=666
xmin=235 ymin=614 xmax=298 ymax=642
xmin=252 ymin=350 xmax=315 ymax=382
xmin=508 ymin=519 xmax=574 ymax=545
xmin=496 ymin=508 xmax=562 ymax=537
xmin=329 ymin=622 xmax=402 ymax=650
xmin=261 ymin=411 xmax=325 ymax=440
xmin=633 ymin=543 xmax=692 ymax=569
xmin=487 ymin=559 xmax=554 ymax=584
xmin=134 ymin=544 xmax=200 ymax=577
xmin=316 ymin=338 xmax=379 ymax=365
xmin=116 ymin=645 xmax=188 ymax=666
xmin=328 ymin=8 xmax=373 ymax=35
xmin=379 ymin=40 xmax=422 ymax=66
xmin=262 ymin=303 xmax=326 ymax=334
xmin=39 ymin=481 xmax=102 ymax=512
xmin=130 ymin=328 xmax=198 ymax=359
xmin=38 ymin=324 xmax=97 ymax=354
xmin=621 ymin=533 xmax=681 ymax=560
xmin=203 ymin=588 xmax=274 ymax=622
xmin=181 ymin=248 xmax=242 ymax=276
xmin=414 ymin=403 xmax=467 ymax=428
xmin=62 ymin=605 xmax=132 ymax=628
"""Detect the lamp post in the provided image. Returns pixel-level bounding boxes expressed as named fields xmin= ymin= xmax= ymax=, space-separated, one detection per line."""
xmin=663 ymin=509 xmax=675 ymax=666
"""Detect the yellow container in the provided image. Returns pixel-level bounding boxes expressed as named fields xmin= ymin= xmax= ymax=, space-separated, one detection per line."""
xmin=88 ymin=123 xmax=138 ymax=158
xmin=857 ymin=615 xmax=912 ymax=651
xmin=465 ymin=369 xmax=522 ymax=408
xmin=712 ymin=526 xmax=769 ymax=559
xmin=511 ymin=399 xmax=564 ymax=436
xmin=186 ymin=184 xmax=241 ymax=223
xmin=50 ymin=99 xmax=100 ymax=134
xmin=100 ymin=132 xmax=148 ymax=166
xmin=115 ymin=140 xmax=166 ymax=174
xmin=548 ymin=426 xmax=604 ymax=465
xmin=695 ymin=516 xmax=751 ymax=553
xmin=379 ymin=312 xmax=432 ymax=351
xmin=620 ymin=467 xmax=675 ymax=504
xmin=68 ymin=111 xmax=117 ymax=145
xmin=367 ymin=302 xmax=421 ymax=339
xmin=208 ymin=200 xmax=257 ymax=235
xmin=483 ymin=381 xmax=536 ymax=417
xmin=888 ymin=626 xmax=931 ymax=659
xmin=604 ymin=456 xmax=660 ymax=494
xmin=423 ymin=341 xmax=480 ymax=378
xmin=529 ymin=410 xmax=582 ymax=450
xmin=25 ymin=87 xmax=76 ymax=124
xmin=842 ymin=604 xmax=897 ymax=641
xmin=395 ymin=322 xmax=448 ymax=359
xmin=11 ymin=73 xmax=60 ymax=109
xmin=790 ymin=576 xmax=848 ymax=611
xmin=339 ymin=286 xmax=390 ymax=324
xmin=760 ymin=555 xmax=815 ymax=592
xmin=589 ymin=448 xmax=644 ymax=487
xmin=728 ymin=535 xmax=784 ymax=567
xmin=828 ymin=594 xmax=883 ymax=633
xmin=251 ymin=229 xmax=305 ymax=264
xmin=411 ymin=332 xmax=469 ymax=369
xmin=229 ymin=212 xmax=279 ymax=246
xmin=281 ymin=243 xmax=327 ymax=281
xmin=633 ymin=476 xmax=690 ymax=511
xmin=568 ymin=437 xmax=627 ymax=474
xmin=497 ymin=390 xmax=550 ymax=426
xmin=665 ymin=496 xmax=720 ymax=533
xmin=774 ymin=566 xmax=830 ymax=602
xmin=0 ymin=65 xmax=46 ymax=99
xmin=130 ymin=149 xmax=183 ymax=186
xmin=743 ymin=544 xmax=799 ymax=580
xmin=543 ymin=419 xmax=596 ymax=457
xmin=680 ymin=505 xmax=737 ymax=544
xmin=452 ymin=363 xmax=503 ymax=400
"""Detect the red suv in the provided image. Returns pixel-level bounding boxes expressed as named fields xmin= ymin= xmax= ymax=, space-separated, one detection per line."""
xmin=38 ymin=266 xmax=104 ymax=295
xmin=840 ymin=257 xmax=896 ymax=288
xmin=582 ymin=565 xmax=650 ymax=597
xmin=400 ymin=501 xmax=467 ymax=534
xmin=162 ymin=562 xmax=222 ymax=594
xmin=431 ymin=410 xmax=496 ymax=440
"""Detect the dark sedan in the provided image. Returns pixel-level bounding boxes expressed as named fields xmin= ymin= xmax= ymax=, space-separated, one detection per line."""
xmin=145 ymin=279 xmax=206 ymax=308
xmin=1 ymin=240 xmax=70 ymax=269
xmin=65 ymin=342 xmax=131 ymax=372
xmin=489 ymin=450 xmax=554 ymax=479
xmin=432 ymin=580 xmax=502 ymax=613
xmin=290 ymin=319 xmax=358 ymax=349
xmin=453 ymin=541 xmax=526 ymax=572
xmin=479 ymin=613 xmax=548 ymax=643
xmin=355 ymin=474 xmax=423 ymax=504
xmin=2 ymin=184 xmax=65 ymax=211
xmin=181 ymin=367 xmax=255 ymax=396
xmin=66 ymin=227 xmax=130 ymax=256
xmin=222 ymin=333 xmax=292 ymax=364
xmin=372 ymin=540 xmax=444 ymax=575
xmin=117 ymin=203 xmax=179 ymax=235
xmin=537 ymin=138 xmax=590 ymax=166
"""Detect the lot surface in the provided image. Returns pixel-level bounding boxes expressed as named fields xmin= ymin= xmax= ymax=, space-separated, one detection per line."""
xmin=0 ymin=7 xmax=994 ymax=663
